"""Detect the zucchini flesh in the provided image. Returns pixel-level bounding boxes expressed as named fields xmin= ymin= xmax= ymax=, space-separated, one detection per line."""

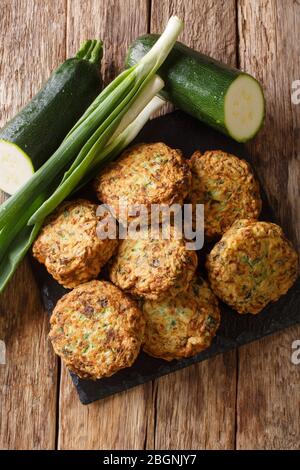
xmin=126 ymin=35 xmax=265 ymax=142
xmin=0 ymin=40 xmax=103 ymax=194
xmin=0 ymin=140 xmax=34 ymax=195
xmin=224 ymin=74 xmax=265 ymax=141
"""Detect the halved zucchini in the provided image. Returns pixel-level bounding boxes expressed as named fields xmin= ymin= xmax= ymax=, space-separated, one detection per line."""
xmin=0 ymin=140 xmax=34 ymax=195
xmin=0 ymin=40 xmax=103 ymax=195
xmin=126 ymin=35 xmax=265 ymax=142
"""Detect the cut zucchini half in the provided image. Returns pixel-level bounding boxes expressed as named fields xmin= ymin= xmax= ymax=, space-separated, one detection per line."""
xmin=224 ymin=74 xmax=265 ymax=142
xmin=126 ymin=35 xmax=265 ymax=142
xmin=0 ymin=139 xmax=34 ymax=195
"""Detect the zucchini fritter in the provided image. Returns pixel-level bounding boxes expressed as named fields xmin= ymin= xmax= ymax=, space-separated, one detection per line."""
xmin=142 ymin=275 xmax=220 ymax=361
xmin=109 ymin=225 xmax=198 ymax=300
xmin=206 ymin=219 xmax=298 ymax=314
xmin=49 ymin=280 xmax=145 ymax=379
xmin=95 ymin=142 xmax=191 ymax=224
xmin=189 ymin=150 xmax=262 ymax=238
xmin=32 ymin=199 xmax=118 ymax=288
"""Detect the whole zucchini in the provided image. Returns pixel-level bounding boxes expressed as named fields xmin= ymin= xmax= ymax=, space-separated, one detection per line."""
xmin=0 ymin=40 xmax=103 ymax=195
xmin=126 ymin=35 xmax=265 ymax=143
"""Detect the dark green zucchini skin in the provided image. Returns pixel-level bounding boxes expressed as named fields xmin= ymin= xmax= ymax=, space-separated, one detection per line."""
xmin=126 ymin=34 xmax=241 ymax=136
xmin=0 ymin=53 xmax=102 ymax=170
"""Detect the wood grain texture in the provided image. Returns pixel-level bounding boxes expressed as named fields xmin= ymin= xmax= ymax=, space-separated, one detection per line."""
xmin=149 ymin=0 xmax=238 ymax=450
xmin=66 ymin=0 xmax=150 ymax=85
xmin=58 ymin=0 xmax=151 ymax=450
xmin=153 ymin=354 xmax=237 ymax=450
xmin=0 ymin=0 xmax=65 ymax=450
xmin=236 ymin=0 xmax=300 ymax=449
xmin=59 ymin=365 xmax=154 ymax=450
xmin=236 ymin=328 xmax=300 ymax=450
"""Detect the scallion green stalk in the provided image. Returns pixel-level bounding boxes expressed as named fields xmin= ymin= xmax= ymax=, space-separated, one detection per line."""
xmin=0 ymin=67 xmax=138 ymax=229
xmin=29 ymin=16 xmax=183 ymax=224
xmin=76 ymin=96 xmax=165 ymax=190
xmin=0 ymin=194 xmax=45 ymax=259
xmin=108 ymin=75 xmax=164 ymax=142
xmin=0 ymin=222 xmax=42 ymax=294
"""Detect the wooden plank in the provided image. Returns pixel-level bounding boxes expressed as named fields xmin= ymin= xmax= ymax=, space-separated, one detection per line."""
xmin=150 ymin=0 xmax=237 ymax=450
xmin=237 ymin=0 xmax=300 ymax=449
xmin=0 ymin=0 xmax=66 ymax=450
xmin=236 ymin=329 xmax=300 ymax=450
xmin=153 ymin=354 xmax=237 ymax=449
xmin=66 ymin=0 xmax=150 ymax=85
xmin=59 ymin=365 xmax=154 ymax=450
xmin=58 ymin=0 xmax=151 ymax=450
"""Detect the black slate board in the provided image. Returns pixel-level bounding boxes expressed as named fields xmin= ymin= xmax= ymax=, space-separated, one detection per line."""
xmin=32 ymin=111 xmax=300 ymax=405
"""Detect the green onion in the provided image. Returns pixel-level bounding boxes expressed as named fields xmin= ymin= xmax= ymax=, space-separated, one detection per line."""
xmin=0 ymin=222 xmax=42 ymax=294
xmin=76 ymin=96 xmax=165 ymax=190
xmin=30 ymin=76 xmax=164 ymax=219
xmin=0 ymin=69 xmax=138 ymax=229
xmin=0 ymin=194 xmax=44 ymax=259
xmin=108 ymin=75 xmax=164 ymax=142
xmin=65 ymin=68 xmax=134 ymax=139
xmin=0 ymin=16 xmax=183 ymax=294
xmin=0 ymin=180 xmax=58 ymax=293
xmin=29 ymin=16 xmax=183 ymax=224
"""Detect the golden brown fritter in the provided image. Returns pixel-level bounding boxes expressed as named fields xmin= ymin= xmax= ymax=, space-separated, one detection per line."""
xmin=189 ymin=150 xmax=262 ymax=238
xmin=95 ymin=142 xmax=191 ymax=224
xmin=206 ymin=219 xmax=298 ymax=314
xmin=32 ymin=199 xmax=118 ymax=289
xmin=142 ymin=275 xmax=220 ymax=361
xmin=109 ymin=225 xmax=198 ymax=300
xmin=49 ymin=280 xmax=145 ymax=379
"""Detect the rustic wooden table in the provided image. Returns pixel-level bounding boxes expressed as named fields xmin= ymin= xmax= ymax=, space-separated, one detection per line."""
xmin=0 ymin=0 xmax=299 ymax=450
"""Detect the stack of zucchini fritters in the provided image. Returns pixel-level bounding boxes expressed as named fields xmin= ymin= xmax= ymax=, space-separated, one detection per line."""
xmin=33 ymin=143 xmax=298 ymax=379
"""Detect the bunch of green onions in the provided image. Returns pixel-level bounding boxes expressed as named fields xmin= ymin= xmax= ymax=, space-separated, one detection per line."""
xmin=0 ymin=16 xmax=184 ymax=293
